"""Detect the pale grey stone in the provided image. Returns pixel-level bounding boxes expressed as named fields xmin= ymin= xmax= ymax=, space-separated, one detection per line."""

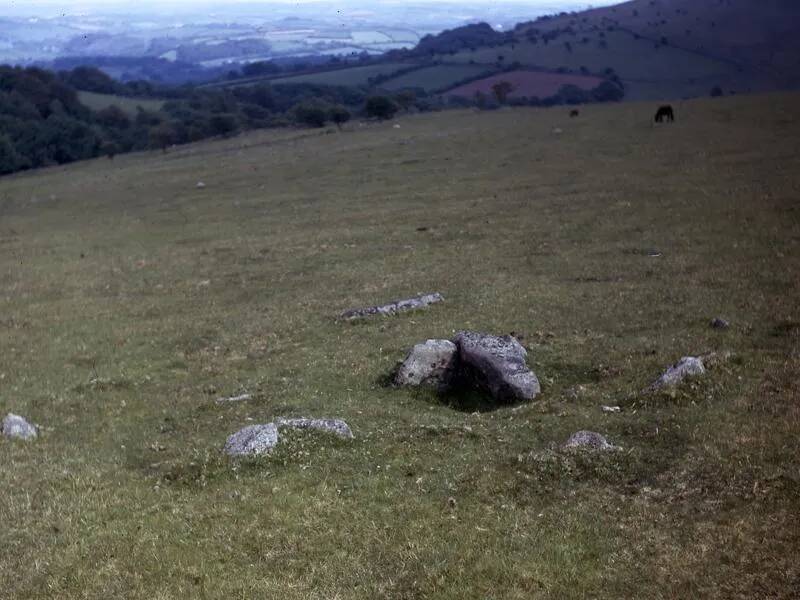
xmin=394 ymin=339 xmax=458 ymax=388
xmin=339 ymin=292 xmax=444 ymax=320
xmin=224 ymin=423 xmax=278 ymax=456
xmin=650 ymin=356 xmax=706 ymax=390
xmin=453 ymin=331 xmax=540 ymax=403
xmin=2 ymin=413 xmax=37 ymax=441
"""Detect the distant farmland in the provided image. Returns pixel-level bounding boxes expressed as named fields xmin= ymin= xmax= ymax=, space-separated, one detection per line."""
xmin=446 ymin=70 xmax=605 ymax=100
xmin=265 ymin=63 xmax=416 ymax=87
xmin=379 ymin=64 xmax=496 ymax=93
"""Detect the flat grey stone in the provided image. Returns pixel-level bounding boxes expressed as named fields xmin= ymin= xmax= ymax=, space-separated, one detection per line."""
xmin=275 ymin=418 xmax=353 ymax=439
xmin=2 ymin=413 xmax=37 ymax=440
xmin=224 ymin=423 xmax=278 ymax=456
xmin=562 ymin=430 xmax=619 ymax=451
xmin=394 ymin=339 xmax=458 ymax=388
xmin=650 ymin=356 xmax=706 ymax=390
xmin=340 ymin=292 xmax=444 ymax=320
xmin=453 ymin=331 xmax=540 ymax=402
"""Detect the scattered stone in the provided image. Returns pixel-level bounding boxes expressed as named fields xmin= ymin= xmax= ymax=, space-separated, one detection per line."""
xmin=275 ymin=417 xmax=354 ymax=439
xmin=710 ymin=317 xmax=730 ymax=329
xmin=216 ymin=393 xmax=252 ymax=404
xmin=553 ymin=127 xmax=563 ymax=134
xmin=393 ymin=124 xmax=401 ymax=129
xmin=196 ymin=181 xmax=206 ymax=189
xmin=650 ymin=356 xmax=706 ymax=390
xmin=453 ymin=331 xmax=540 ymax=403
xmin=562 ymin=430 xmax=619 ymax=451
xmin=2 ymin=413 xmax=38 ymax=440
xmin=394 ymin=339 xmax=458 ymax=388
xmin=601 ymin=405 xmax=621 ymax=413
xmin=224 ymin=423 xmax=278 ymax=456
xmin=340 ymin=292 xmax=444 ymax=320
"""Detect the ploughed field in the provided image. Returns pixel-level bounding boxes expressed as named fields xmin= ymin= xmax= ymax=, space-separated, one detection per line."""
xmin=1 ymin=94 xmax=799 ymax=598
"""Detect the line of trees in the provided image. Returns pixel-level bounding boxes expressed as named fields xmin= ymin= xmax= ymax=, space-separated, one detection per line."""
xmin=0 ymin=65 xmax=415 ymax=176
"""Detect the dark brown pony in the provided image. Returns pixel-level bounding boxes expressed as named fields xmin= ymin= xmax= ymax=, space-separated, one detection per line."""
xmin=654 ymin=105 xmax=675 ymax=123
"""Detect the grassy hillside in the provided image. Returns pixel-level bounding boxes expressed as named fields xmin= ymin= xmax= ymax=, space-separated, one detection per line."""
xmin=77 ymin=91 xmax=165 ymax=115
xmin=444 ymin=31 xmax=741 ymax=101
xmin=525 ymin=0 xmax=800 ymax=88
xmin=1 ymin=93 xmax=799 ymax=598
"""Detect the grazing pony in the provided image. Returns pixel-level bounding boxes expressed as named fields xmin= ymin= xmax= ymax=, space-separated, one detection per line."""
xmin=654 ymin=105 xmax=675 ymax=123
xmin=569 ymin=109 xmax=580 ymax=117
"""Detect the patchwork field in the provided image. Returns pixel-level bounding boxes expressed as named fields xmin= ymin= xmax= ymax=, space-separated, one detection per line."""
xmin=446 ymin=70 xmax=604 ymax=100
xmin=1 ymin=93 xmax=799 ymax=599
xmin=263 ymin=62 xmax=416 ymax=87
xmin=378 ymin=63 xmax=496 ymax=93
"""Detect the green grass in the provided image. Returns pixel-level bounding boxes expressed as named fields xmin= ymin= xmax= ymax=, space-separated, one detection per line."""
xmin=77 ymin=91 xmax=165 ymax=115
xmin=379 ymin=63 xmax=496 ymax=92
xmin=1 ymin=93 xmax=799 ymax=598
xmin=263 ymin=63 xmax=417 ymax=87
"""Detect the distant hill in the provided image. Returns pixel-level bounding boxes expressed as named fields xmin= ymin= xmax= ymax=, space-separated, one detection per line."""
xmin=382 ymin=0 xmax=800 ymax=100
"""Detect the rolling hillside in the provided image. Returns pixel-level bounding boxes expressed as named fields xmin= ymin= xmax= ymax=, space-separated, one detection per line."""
xmin=1 ymin=93 xmax=799 ymax=598
xmin=409 ymin=0 xmax=800 ymax=100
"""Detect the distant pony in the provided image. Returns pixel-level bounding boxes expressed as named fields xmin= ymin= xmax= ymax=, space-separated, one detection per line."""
xmin=569 ymin=109 xmax=580 ymax=118
xmin=654 ymin=105 xmax=675 ymax=123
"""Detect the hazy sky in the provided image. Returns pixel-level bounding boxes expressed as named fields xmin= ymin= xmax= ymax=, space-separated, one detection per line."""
xmin=4 ymin=0 xmax=620 ymax=8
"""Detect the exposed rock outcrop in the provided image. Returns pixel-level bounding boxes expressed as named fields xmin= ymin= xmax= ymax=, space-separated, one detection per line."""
xmin=224 ymin=423 xmax=279 ymax=456
xmin=340 ymin=292 xmax=444 ymax=320
xmin=453 ymin=331 xmax=540 ymax=403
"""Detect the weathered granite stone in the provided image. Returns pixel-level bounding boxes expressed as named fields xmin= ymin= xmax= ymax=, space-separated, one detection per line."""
xmin=562 ymin=430 xmax=619 ymax=451
xmin=2 ymin=413 xmax=37 ymax=440
xmin=275 ymin=417 xmax=354 ymax=439
xmin=224 ymin=423 xmax=278 ymax=456
xmin=394 ymin=339 xmax=458 ymax=388
xmin=650 ymin=356 xmax=706 ymax=390
xmin=340 ymin=292 xmax=444 ymax=320
xmin=452 ymin=331 xmax=540 ymax=402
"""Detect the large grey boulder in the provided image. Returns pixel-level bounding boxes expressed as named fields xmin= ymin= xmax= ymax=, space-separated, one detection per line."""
xmin=2 ymin=413 xmax=37 ymax=440
xmin=394 ymin=339 xmax=458 ymax=388
xmin=224 ymin=423 xmax=278 ymax=456
xmin=275 ymin=417 xmax=353 ymax=439
xmin=650 ymin=356 xmax=706 ymax=390
xmin=453 ymin=331 xmax=540 ymax=402
xmin=340 ymin=292 xmax=444 ymax=320
xmin=562 ymin=430 xmax=619 ymax=451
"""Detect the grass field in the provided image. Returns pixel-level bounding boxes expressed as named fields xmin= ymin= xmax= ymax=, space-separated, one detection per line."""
xmin=1 ymin=93 xmax=799 ymax=598
xmin=263 ymin=63 xmax=416 ymax=87
xmin=77 ymin=91 xmax=165 ymax=115
xmin=378 ymin=64 xmax=496 ymax=93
